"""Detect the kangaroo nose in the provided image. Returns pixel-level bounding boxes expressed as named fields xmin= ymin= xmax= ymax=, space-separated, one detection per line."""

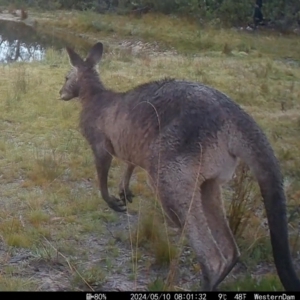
xmin=59 ymin=89 xmax=65 ymax=100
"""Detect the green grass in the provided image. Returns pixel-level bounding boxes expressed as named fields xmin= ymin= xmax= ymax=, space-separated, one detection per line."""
xmin=0 ymin=276 xmax=37 ymax=291
xmin=221 ymin=274 xmax=284 ymax=292
xmin=0 ymin=10 xmax=299 ymax=291
xmin=33 ymin=9 xmax=300 ymax=60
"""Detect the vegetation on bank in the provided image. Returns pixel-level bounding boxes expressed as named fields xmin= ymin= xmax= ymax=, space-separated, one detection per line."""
xmin=2 ymin=0 xmax=300 ymax=29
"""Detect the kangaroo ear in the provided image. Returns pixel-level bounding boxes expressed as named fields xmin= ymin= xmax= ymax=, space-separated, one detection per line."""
xmin=85 ymin=42 xmax=103 ymax=67
xmin=66 ymin=46 xmax=83 ymax=67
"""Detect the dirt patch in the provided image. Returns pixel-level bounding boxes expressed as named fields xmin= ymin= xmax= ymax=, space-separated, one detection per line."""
xmin=2 ymin=208 xmax=295 ymax=291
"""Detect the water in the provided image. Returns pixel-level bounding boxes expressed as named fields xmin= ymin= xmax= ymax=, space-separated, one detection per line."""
xmin=0 ymin=19 xmax=91 ymax=63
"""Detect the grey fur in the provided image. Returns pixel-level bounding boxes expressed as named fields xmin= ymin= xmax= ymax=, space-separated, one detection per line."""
xmin=59 ymin=42 xmax=300 ymax=291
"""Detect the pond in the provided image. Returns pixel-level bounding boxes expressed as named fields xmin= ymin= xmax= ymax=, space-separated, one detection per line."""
xmin=0 ymin=19 xmax=92 ymax=63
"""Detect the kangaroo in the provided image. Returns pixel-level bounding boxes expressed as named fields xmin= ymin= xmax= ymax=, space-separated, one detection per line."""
xmin=59 ymin=42 xmax=300 ymax=291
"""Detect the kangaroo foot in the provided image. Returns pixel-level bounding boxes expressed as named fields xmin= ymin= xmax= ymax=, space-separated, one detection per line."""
xmin=119 ymin=189 xmax=134 ymax=204
xmin=106 ymin=196 xmax=127 ymax=212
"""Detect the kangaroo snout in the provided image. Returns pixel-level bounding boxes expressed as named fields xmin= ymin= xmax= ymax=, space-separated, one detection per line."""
xmin=59 ymin=88 xmax=64 ymax=99
xmin=59 ymin=88 xmax=71 ymax=101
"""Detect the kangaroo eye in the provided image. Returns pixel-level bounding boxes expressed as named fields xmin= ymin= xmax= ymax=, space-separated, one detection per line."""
xmin=65 ymin=76 xmax=68 ymax=81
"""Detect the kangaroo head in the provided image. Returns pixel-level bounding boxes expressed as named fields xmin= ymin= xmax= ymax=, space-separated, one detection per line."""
xmin=59 ymin=42 xmax=103 ymax=101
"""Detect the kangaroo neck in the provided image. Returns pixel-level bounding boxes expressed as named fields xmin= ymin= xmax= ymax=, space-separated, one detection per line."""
xmin=78 ymin=71 xmax=106 ymax=102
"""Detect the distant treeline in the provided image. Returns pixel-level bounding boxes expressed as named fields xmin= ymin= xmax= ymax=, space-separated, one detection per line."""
xmin=3 ymin=0 xmax=300 ymax=28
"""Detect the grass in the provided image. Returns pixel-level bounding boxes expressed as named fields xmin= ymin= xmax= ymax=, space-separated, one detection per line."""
xmin=32 ymin=9 xmax=300 ymax=60
xmin=0 ymin=10 xmax=299 ymax=291
xmin=222 ymin=274 xmax=284 ymax=292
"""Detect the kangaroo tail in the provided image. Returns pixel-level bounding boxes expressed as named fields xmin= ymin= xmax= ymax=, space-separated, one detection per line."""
xmin=229 ymin=111 xmax=300 ymax=291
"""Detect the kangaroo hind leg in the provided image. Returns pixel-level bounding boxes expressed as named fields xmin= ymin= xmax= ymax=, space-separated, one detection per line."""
xmin=148 ymin=164 xmax=229 ymax=291
xmin=201 ymin=178 xmax=240 ymax=290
